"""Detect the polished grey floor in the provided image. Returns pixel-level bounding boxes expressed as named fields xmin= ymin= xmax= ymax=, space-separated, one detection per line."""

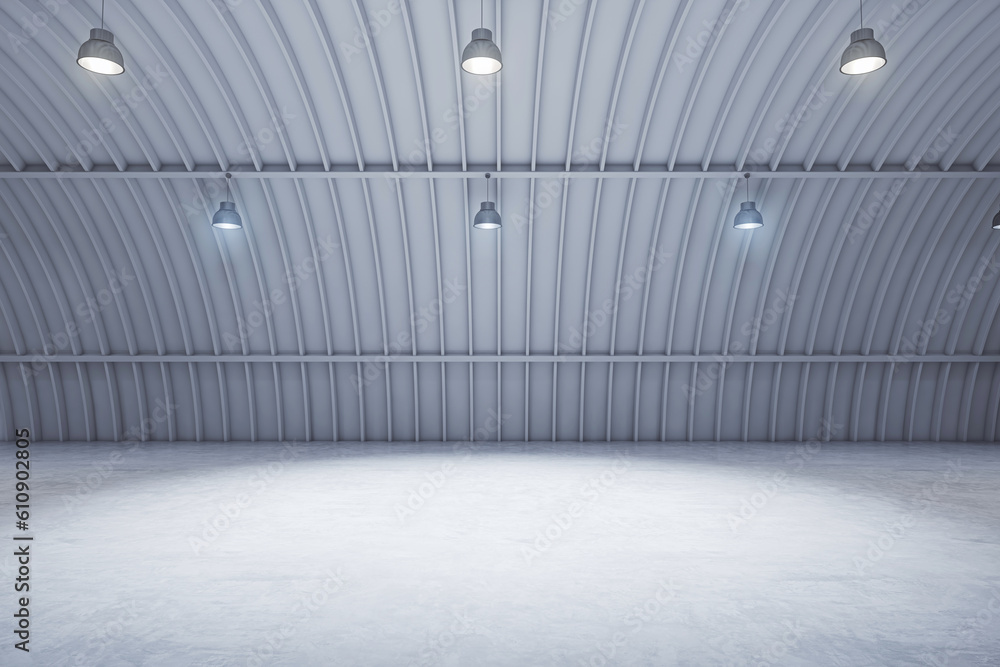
xmin=3 ymin=442 xmax=999 ymax=666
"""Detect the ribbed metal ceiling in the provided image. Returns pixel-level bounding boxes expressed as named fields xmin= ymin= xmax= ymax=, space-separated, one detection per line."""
xmin=2 ymin=0 xmax=1000 ymax=443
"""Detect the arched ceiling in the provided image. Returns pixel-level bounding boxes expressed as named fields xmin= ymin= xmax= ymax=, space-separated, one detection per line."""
xmin=2 ymin=0 xmax=1000 ymax=443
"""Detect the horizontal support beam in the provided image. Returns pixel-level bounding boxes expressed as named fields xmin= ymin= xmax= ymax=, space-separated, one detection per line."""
xmin=1 ymin=164 xmax=999 ymax=181
xmin=2 ymin=353 xmax=997 ymax=365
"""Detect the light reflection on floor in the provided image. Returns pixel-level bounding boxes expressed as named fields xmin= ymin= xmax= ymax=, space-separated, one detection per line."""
xmin=5 ymin=442 xmax=1000 ymax=666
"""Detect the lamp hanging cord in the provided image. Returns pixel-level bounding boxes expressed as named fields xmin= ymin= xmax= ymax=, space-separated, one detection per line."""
xmin=485 ymin=173 xmax=491 ymax=203
xmin=226 ymin=173 xmax=232 ymax=202
xmin=481 ymin=0 xmax=484 ymax=28
xmin=745 ymin=172 xmax=750 ymax=201
xmin=859 ymin=0 xmax=863 ymax=29
xmin=101 ymin=0 xmax=105 ymax=30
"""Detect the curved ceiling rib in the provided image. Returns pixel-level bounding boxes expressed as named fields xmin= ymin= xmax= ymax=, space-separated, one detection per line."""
xmin=632 ymin=0 xmax=692 ymax=170
xmin=577 ymin=181 xmax=604 ymax=440
xmin=606 ymin=179 xmax=639 ymax=440
xmin=974 ymin=125 xmax=1000 ymax=172
xmin=667 ymin=0 xmax=739 ymax=171
xmin=125 ymin=180 xmax=190 ymax=353
xmin=93 ymin=181 xmax=165 ymax=354
xmin=254 ymin=0 xmax=330 ymax=171
xmin=905 ymin=51 xmax=1000 ymax=172
xmin=0 ymin=241 xmax=61 ymax=439
xmin=360 ymin=178 xmax=392 ymax=441
xmin=159 ymin=180 xmax=219 ymax=355
xmin=0 ymin=59 xmax=94 ymax=171
xmin=784 ymin=1 xmax=936 ymax=172
xmin=0 ymin=121 xmax=27 ymax=172
xmin=293 ymin=178 xmax=335 ymax=439
xmin=210 ymin=3 xmax=296 ymax=171
xmin=462 ymin=177 xmax=473 ymax=440
xmin=865 ymin=182 xmax=943 ymax=438
xmin=0 ymin=95 xmax=55 ymax=171
xmin=583 ymin=0 xmax=646 ymax=441
xmin=120 ymin=1 xmax=227 ymax=169
xmin=0 ymin=186 xmax=67 ymax=437
xmin=523 ymin=0 xmax=550 ymax=439
xmin=837 ymin=2 xmax=991 ymax=171
xmin=162 ymin=0 xmax=262 ymax=171
xmin=391 ymin=178 xmax=419 ymax=439
xmin=661 ymin=178 xmax=706 ymax=440
xmin=870 ymin=25 xmax=997 ymax=170
xmin=755 ymin=181 xmax=799 ymax=439
xmin=702 ymin=0 xmax=789 ymax=171
xmin=445 ymin=0 xmax=468 ymax=171
xmin=0 ymin=183 xmax=80 ymax=355
xmin=736 ymin=1 xmax=837 ymax=171
xmin=57 ymin=180 xmax=137 ymax=354
xmin=65 ymin=3 xmax=188 ymax=171
xmin=350 ymin=0 xmax=398 ymax=171
xmin=325 ymin=178 xmax=364 ymax=441
xmin=550 ymin=177 xmax=569 ymax=442
xmin=0 ymin=9 xmax=129 ymax=171
xmin=22 ymin=181 xmax=108 ymax=354
xmin=305 ymin=0 xmax=364 ymax=170
xmin=888 ymin=181 xmax=978 ymax=355
xmin=0 ymin=365 xmax=11 ymax=440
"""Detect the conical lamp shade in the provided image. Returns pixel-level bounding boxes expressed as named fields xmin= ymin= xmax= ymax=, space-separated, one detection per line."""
xmin=212 ymin=201 xmax=242 ymax=230
xmin=734 ymin=201 xmax=763 ymax=230
xmin=841 ymin=28 xmax=886 ymax=75
xmin=77 ymin=28 xmax=124 ymax=75
xmin=474 ymin=201 xmax=501 ymax=229
xmin=462 ymin=28 xmax=502 ymax=74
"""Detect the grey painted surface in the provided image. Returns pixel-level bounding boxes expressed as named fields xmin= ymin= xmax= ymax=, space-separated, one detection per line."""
xmin=0 ymin=1 xmax=999 ymax=441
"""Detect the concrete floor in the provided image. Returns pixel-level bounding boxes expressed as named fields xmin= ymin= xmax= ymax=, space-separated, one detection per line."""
xmin=3 ymin=441 xmax=999 ymax=666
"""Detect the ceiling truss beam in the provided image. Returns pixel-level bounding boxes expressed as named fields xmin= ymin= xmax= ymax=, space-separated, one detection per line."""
xmin=6 ymin=353 xmax=999 ymax=364
xmin=2 ymin=165 xmax=1000 ymax=181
